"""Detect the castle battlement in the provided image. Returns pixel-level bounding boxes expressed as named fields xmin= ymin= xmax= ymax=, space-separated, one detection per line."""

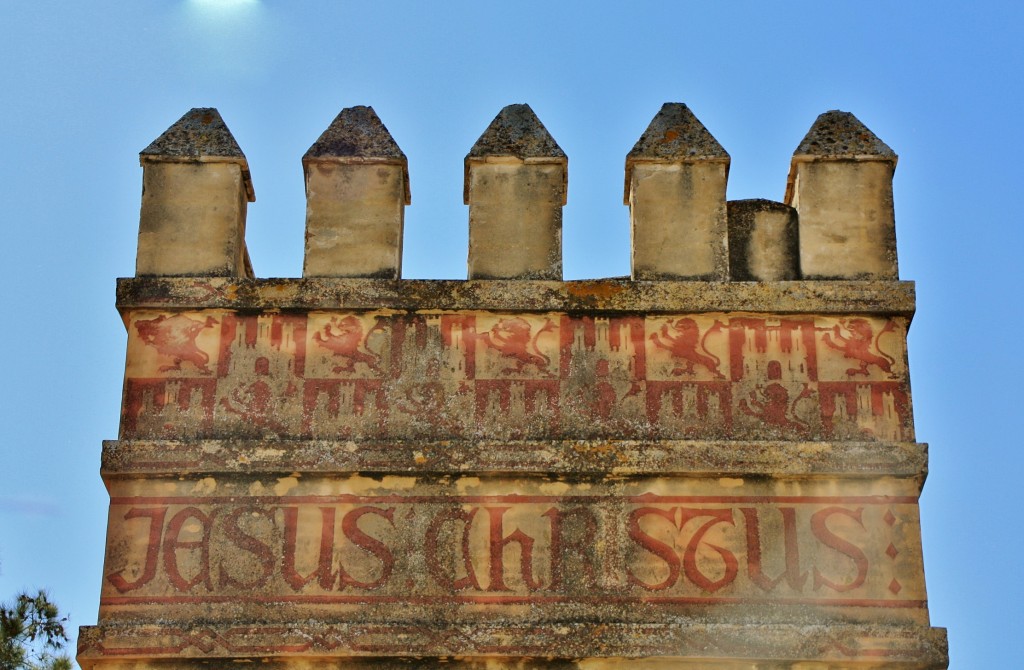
xmin=78 ymin=104 xmax=947 ymax=670
xmin=133 ymin=103 xmax=899 ymax=284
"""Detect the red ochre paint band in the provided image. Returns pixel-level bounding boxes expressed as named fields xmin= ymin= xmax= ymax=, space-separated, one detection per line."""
xmin=100 ymin=593 xmax=926 ymax=608
xmin=109 ymin=494 xmax=919 ymax=506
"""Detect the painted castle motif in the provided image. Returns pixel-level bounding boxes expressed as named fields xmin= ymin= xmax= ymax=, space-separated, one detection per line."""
xmin=79 ymin=104 xmax=947 ymax=669
xmin=123 ymin=311 xmax=911 ymax=443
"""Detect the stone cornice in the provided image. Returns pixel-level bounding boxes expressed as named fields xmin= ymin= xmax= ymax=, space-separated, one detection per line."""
xmin=101 ymin=439 xmax=929 ymax=487
xmin=116 ymin=277 xmax=916 ymax=318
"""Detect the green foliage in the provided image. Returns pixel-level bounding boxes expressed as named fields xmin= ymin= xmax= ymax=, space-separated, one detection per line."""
xmin=0 ymin=591 xmax=71 ymax=670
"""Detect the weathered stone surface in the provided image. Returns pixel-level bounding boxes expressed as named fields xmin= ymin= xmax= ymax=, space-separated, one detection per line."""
xmin=114 ymin=277 xmax=918 ymax=316
xmin=101 ymin=439 xmax=930 ymax=480
xmin=79 ymin=622 xmax=948 ymax=668
xmin=140 ymin=107 xmax=253 ymax=199
xmin=136 ymin=162 xmax=251 ymax=277
xmin=791 ymin=111 xmax=896 ymax=160
xmin=304 ymin=106 xmax=409 ymax=166
xmin=137 ymin=108 xmax=254 ymax=277
xmin=466 ymin=105 xmax=566 ymax=280
xmin=624 ymin=103 xmax=729 ymax=178
xmin=302 ymin=107 xmax=409 ymax=279
xmin=727 ymin=199 xmax=800 ymax=281
xmin=92 ymin=473 xmax=931 ymax=641
xmin=118 ymin=309 xmax=914 ymax=443
xmin=466 ymin=104 xmax=567 ymax=163
xmin=626 ymin=104 xmax=730 ymax=280
xmin=142 ymin=108 xmax=244 ymax=158
xmin=786 ymin=111 xmax=898 ymax=280
xmin=303 ymin=161 xmax=407 ymax=279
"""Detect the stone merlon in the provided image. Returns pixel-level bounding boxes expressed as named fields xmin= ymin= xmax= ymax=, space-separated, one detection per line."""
xmin=625 ymin=103 xmax=731 ymax=281
xmin=726 ymin=199 xmax=800 ymax=282
xmin=786 ymin=110 xmax=900 ymax=280
xmin=136 ymin=107 xmax=254 ymax=277
xmin=301 ymin=106 xmax=410 ymax=279
xmin=464 ymin=104 xmax=567 ymax=280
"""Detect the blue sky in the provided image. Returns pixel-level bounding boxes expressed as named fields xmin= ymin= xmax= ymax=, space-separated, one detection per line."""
xmin=1 ymin=2 xmax=1021 ymax=667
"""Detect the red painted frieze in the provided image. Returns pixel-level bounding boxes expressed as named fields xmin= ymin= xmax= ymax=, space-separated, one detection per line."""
xmin=120 ymin=311 xmax=912 ymax=442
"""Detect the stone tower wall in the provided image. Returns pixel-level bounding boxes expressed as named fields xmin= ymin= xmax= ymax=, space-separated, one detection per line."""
xmin=78 ymin=105 xmax=947 ymax=669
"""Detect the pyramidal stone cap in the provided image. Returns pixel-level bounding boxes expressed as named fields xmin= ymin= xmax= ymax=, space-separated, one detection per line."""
xmin=464 ymin=103 xmax=567 ymax=204
xmin=303 ymin=106 xmax=410 ymax=205
xmin=624 ymin=103 xmax=730 ymax=204
xmin=140 ymin=107 xmax=254 ymax=201
xmin=792 ymin=110 xmax=897 ymax=160
xmin=786 ymin=110 xmax=896 ymax=204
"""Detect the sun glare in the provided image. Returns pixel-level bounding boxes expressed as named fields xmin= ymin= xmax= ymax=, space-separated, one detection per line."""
xmin=180 ymin=0 xmax=268 ymax=76
xmin=189 ymin=0 xmax=259 ymax=8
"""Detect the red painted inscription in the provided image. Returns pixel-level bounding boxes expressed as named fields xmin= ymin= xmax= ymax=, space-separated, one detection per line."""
xmin=102 ymin=495 xmax=920 ymax=610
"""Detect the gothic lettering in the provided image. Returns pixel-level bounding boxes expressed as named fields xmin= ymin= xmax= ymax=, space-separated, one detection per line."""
xmin=218 ymin=507 xmax=275 ymax=590
xmin=678 ymin=508 xmax=738 ymax=593
xmin=102 ymin=499 xmax=896 ymax=605
xmin=742 ymin=507 xmax=807 ymax=592
xmin=486 ymin=506 xmax=543 ymax=592
xmin=162 ymin=507 xmax=215 ymax=592
xmin=626 ymin=507 xmax=680 ymax=591
xmin=810 ymin=506 xmax=869 ymax=592
xmin=281 ymin=506 xmax=338 ymax=591
xmin=106 ymin=506 xmax=167 ymax=593
xmin=340 ymin=506 xmax=396 ymax=590
xmin=424 ymin=508 xmax=482 ymax=591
